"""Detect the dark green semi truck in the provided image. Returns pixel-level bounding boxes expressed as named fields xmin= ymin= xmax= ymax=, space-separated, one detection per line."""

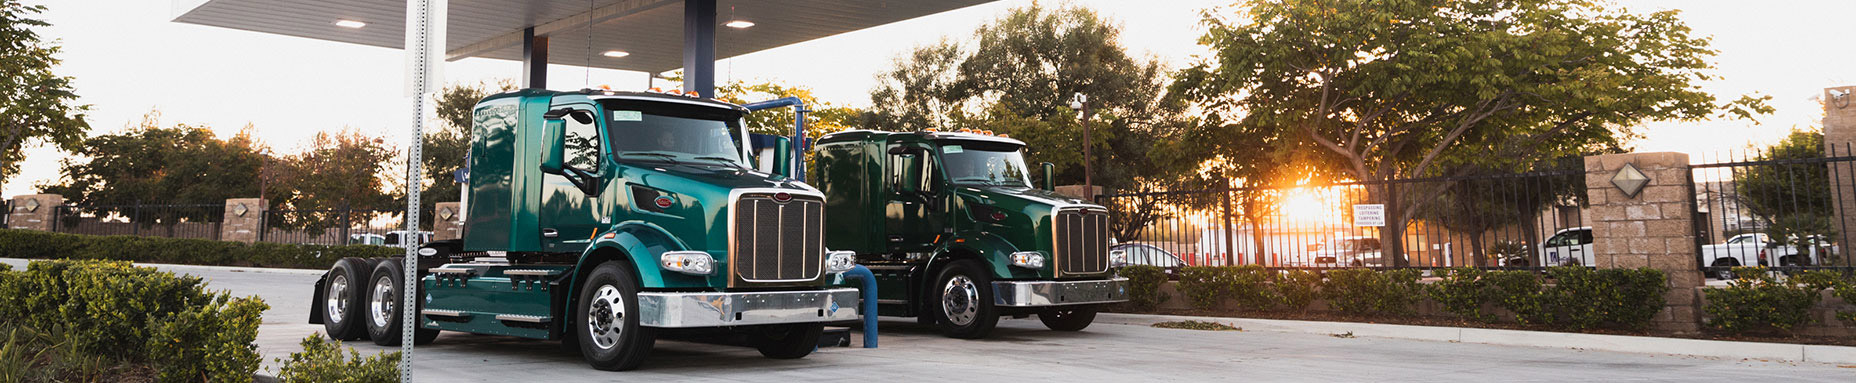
xmin=309 ymin=88 xmax=861 ymax=371
xmin=811 ymin=129 xmax=1129 ymax=339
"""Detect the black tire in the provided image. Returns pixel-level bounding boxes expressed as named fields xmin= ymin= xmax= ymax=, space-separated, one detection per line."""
xmin=750 ymin=323 xmax=824 ymax=359
xmin=1710 ymin=258 xmax=1741 ymax=280
xmin=366 ymin=259 xmax=440 ymax=346
xmin=933 ymin=260 xmax=999 ymax=339
xmin=1039 ymin=307 xmax=1097 ymax=332
xmin=322 ymin=258 xmax=372 ymax=341
xmin=575 ymin=262 xmax=656 ymax=371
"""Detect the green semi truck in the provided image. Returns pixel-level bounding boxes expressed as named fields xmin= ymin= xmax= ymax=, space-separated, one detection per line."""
xmin=811 ymin=129 xmax=1129 ymax=339
xmin=310 ymin=88 xmax=862 ymax=371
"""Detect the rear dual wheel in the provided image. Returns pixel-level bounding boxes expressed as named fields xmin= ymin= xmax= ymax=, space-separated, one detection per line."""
xmin=366 ymin=259 xmax=440 ymax=346
xmin=321 ymin=258 xmax=373 ymax=341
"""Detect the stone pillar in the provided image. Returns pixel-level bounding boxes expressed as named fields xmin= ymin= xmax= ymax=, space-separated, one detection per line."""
xmin=433 ymin=202 xmax=464 ymax=241
xmin=221 ymin=198 xmax=268 ymax=243
xmin=1584 ymin=152 xmax=1702 ymax=334
xmin=1821 ymin=86 xmax=1856 ymax=259
xmin=6 ymin=194 xmax=64 ymax=231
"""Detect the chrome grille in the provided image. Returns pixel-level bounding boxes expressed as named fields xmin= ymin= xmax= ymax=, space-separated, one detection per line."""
xmin=731 ymin=193 xmax=824 ymax=283
xmin=1054 ymin=209 xmax=1110 ymax=275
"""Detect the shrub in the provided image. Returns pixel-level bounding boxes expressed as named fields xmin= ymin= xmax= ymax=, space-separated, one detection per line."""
xmin=0 ymin=260 xmax=269 ymax=382
xmin=1273 ymin=269 xmax=1322 ymax=311
xmin=1117 ymin=265 xmax=1169 ymax=312
xmin=1323 ymin=268 xmax=1421 ymax=315
xmin=1835 ymin=279 xmax=1856 ymax=324
xmin=0 ymin=228 xmax=398 ymax=269
xmin=1176 ymin=266 xmax=1228 ymax=310
xmin=273 ymin=334 xmax=400 ymax=383
xmin=1703 ymin=267 xmax=1821 ymax=334
xmin=1225 ymin=265 xmax=1276 ymax=310
xmin=1484 ymin=270 xmax=1549 ymax=324
xmin=1428 ymin=268 xmax=1499 ymax=322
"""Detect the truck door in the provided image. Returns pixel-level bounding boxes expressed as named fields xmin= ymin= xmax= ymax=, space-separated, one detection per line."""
xmin=885 ymin=143 xmax=945 ymax=254
xmin=540 ymin=103 xmax=608 ymax=253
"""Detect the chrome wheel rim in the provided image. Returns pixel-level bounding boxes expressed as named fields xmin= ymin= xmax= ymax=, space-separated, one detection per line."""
xmin=587 ymin=285 xmax=626 ymax=350
xmin=942 ymin=275 xmax=979 ymax=326
xmin=370 ymin=275 xmax=395 ymax=328
xmin=325 ymin=274 xmax=349 ymax=323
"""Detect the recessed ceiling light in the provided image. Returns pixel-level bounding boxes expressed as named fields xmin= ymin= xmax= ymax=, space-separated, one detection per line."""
xmin=602 ymin=50 xmax=630 ymax=58
xmin=724 ymin=20 xmax=755 ymax=29
xmin=334 ymin=19 xmax=366 ymax=28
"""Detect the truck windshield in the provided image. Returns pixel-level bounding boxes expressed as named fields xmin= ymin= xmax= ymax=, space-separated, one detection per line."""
xmin=940 ymin=141 xmax=1031 ymax=187
xmin=602 ymin=101 xmax=745 ymax=167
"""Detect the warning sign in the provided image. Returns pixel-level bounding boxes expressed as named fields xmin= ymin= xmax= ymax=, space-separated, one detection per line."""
xmin=1353 ymin=204 xmax=1385 ymax=227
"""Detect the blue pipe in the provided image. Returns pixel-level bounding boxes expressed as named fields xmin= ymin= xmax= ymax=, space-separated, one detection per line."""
xmin=741 ymin=97 xmax=807 ymax=182
xmin=838 ymin=264 xmax=879 ymax=348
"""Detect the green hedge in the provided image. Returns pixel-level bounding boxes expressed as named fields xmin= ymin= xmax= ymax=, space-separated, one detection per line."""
xmin=272 ymin=334 xmax=400 ymax=383
xmin=0 ymin=229 xmax=399 ymax=269
xmin=0 ymin=259 xmax=269 ymax=382
xmin=1117 ymin=265 xmax=1170 ymax=311
xmin=1702 ymin=267 xmax=1831 ymax=335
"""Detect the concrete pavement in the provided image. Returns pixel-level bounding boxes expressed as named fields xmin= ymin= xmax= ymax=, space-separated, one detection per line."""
xmin=5 ymin=258 xmax=1853 ymax=382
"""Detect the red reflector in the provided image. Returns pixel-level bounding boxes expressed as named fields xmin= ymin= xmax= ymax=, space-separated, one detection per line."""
xmin=654 ymin=196 xmax=674 ymax=209
xmin=773 ymin=192 xmax=792 ymax=202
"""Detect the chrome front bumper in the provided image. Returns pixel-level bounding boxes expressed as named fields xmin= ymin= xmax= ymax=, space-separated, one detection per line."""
xmin=636 ymin=287 xmax=861 ymax=328
xmin=992 ymin=277 xmax=1129 ymax=307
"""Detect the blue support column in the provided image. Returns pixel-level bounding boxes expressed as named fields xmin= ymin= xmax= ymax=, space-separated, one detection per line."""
xmin=522 ymin=27 xmax=548 ymax=89
xmin=682 ymin=0 xmax=716 ymax=98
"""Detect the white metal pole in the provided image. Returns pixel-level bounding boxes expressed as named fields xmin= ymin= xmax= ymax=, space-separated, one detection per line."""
xmin=402 ymin=0 xmax=446 ymax=381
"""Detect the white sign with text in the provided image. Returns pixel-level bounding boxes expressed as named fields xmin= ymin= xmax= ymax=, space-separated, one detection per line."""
xmin=1353 ymin=204 xmax=1385 ymax=227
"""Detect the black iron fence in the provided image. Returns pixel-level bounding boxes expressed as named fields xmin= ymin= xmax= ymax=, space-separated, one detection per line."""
xmin=1098 ymin=164 xmax=1587 ymax=270
xmin=50 ymin=204 xmax=227 ymax=240
xmin=260 ymin=208 xmax=426 ymax=246
xmin=13 ymin=202 xmax=431 ymax=247
xmin=1690 ymin=144 xmax=1856 ymax=274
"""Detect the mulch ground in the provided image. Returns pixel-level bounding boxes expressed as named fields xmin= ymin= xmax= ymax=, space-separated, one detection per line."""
xmin=1110 ymin=307 xmax=1856 ymax=347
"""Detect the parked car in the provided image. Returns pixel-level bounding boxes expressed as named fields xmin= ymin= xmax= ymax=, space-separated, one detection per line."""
xmin=1503 ymin=227 xmax=1593 ymax=267
xmin=1762 ymin=235 xmax=1836 ymax=267
xmin=1288 ymin=236 xmax=1403 ymax=267
xmin=1701 ymin=233 xmax=1770 ymax=278
xmin=1111 ymin=243 xmax=1185 ymax=279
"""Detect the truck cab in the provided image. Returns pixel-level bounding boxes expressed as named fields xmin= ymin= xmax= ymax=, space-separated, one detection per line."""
xmin=310 ymin=89 xmax=861 ymax=371
xmin=812 ymin=129 xmax=1128 ymax=339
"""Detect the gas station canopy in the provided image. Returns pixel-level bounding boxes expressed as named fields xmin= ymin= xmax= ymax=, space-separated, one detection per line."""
xmin=172 ymin=0 xmax=993 ymax=74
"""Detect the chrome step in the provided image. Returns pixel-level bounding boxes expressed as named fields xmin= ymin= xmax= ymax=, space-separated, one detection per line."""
xmin=503 ymin=269 xmax=561 ymax=277
xmin=421 ymin=309 xmax=471 ymax=318
xmin=494 ymin=314 xmax=552 ymax=323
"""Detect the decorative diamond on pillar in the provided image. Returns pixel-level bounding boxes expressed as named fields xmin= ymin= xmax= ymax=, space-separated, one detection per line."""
xmin=233 ymin=203 xmax=250 ymax=217
xmin=1611 ymin=162 xmax=1651 ymax=199
xmin=439 ymin=207 xmax=455 ymax=221
xmin=24 ymin=199 xmax=40 ymax=212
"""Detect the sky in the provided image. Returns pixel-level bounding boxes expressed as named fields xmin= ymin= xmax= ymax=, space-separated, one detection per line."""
xmin=8 ymin=0 xmax=1854 ymax=198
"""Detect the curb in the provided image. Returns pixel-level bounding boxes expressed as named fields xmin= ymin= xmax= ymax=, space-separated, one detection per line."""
xmin=1097 ymin=312 xmax=1856 ymax=365
xmin=0 ymin=258 xmax=325 ymax=276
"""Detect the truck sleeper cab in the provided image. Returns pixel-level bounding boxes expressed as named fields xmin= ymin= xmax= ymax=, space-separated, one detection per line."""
xmin=309 ymin=89 xmax=860 ymax=371
xmin=812 ymin=129 xmax=1129 ymax=339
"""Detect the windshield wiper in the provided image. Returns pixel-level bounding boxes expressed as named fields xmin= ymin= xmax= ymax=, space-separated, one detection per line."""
xmin=618 ymin=152 xmax=679 ymax=165
xmin=691 ymin=156 xmax=746 ymax=169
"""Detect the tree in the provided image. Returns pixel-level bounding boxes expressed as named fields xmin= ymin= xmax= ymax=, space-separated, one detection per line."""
xmin=418 ymin=81 xmax=512 ymax=226
xmin=868 ymin=4 xmax=1188 ymax=195
xmin=271 ymin=129 xmax=398 ymax=231
xmin=0 ymin=1 xmax=89 ymax=184
xmin=1733 ymin=129 xmax=1835 ymax=255
xmin=40 ymin=111 xmax=268 ymax=229
xmin=715 ymin=80 xmax=862 ymax=138
xmin=1173 ymin=0 xmax=1770 ymax=266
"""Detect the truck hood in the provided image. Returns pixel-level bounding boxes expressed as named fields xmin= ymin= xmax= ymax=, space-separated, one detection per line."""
xmin=630 ymin=161 xmax=803 ymax=191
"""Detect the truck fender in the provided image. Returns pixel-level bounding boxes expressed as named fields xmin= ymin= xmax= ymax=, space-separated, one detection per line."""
xmin=567 ymin=221 xmax=692 ymax=297
xmin=921 ymin=232 xmax=1022 ymax=296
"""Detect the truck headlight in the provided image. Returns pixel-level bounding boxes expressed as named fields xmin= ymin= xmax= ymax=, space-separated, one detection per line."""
xmin=1009 ymin=251 xmax=1046 ymax=269
xmin=826 ymin=251 xmax=858 ymax=273
xmin=660 ymin=251 xmax=714 ymax=276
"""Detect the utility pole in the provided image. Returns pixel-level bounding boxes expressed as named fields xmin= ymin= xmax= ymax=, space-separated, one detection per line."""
xmin=1070 ymin=93 xmax=1093 ymax=200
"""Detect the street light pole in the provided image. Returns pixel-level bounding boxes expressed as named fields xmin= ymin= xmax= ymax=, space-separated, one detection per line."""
xmin=1070 ymin=93 xmax=1093 ymax=201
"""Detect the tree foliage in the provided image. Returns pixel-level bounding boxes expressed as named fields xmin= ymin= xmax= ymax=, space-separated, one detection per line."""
xmin=0 ymin=1 xmax=90 ymax=184
xmin=715 ymin=80 xmax=862 ymax=138
xmin=1173 ymin=0 xmax=1769 ymax=264
xmin=40 ymin=112 xmax=266 ymax=212
xmin=868 ymin=3 xmax=1187 ymax=196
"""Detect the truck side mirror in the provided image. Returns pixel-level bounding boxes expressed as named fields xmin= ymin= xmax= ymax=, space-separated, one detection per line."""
xmin=1041 ymin=162 xmax=1055 ymax=191
xmin=749 ymin=133 xmax=792 ymax=178
xmin=540 ymin=119 xmax=566 ymax=174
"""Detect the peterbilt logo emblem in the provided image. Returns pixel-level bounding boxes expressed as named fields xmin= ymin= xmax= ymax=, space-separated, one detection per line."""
xmin=772 ymin=192 xmax=793 ymax=203
xmin=654 ymin=196 xmax=674 ymax=209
